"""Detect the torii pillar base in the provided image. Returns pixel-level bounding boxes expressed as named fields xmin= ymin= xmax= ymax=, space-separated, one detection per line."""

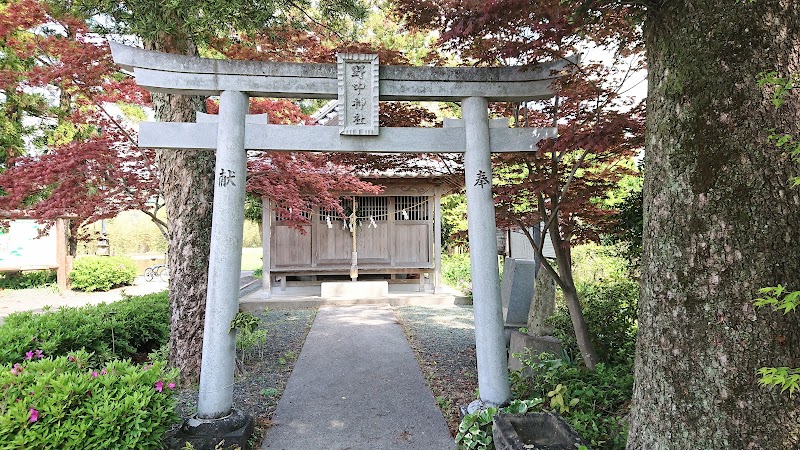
xmin=167 ymin=409 xmax=254 ymax=450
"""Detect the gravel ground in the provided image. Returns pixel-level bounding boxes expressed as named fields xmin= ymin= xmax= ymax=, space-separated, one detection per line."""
xmin=174 ymin=308 xmax=316 ymax=440
xmin=394 ymin=304 xmax=478 ymax=436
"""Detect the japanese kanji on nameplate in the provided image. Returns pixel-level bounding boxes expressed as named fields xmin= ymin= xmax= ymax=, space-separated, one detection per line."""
xmin=337 ymin=53 xmax=379 ymax=135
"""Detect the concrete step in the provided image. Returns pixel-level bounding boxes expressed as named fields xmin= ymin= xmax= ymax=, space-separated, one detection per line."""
xmin=239 ymin=292 xmax=471 ymax=311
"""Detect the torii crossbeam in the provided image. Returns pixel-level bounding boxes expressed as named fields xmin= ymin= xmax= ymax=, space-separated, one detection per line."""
xmin=111 ymin=42 xmax=572 ymax=445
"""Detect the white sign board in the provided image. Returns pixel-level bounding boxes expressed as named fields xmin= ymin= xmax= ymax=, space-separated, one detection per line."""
xmin=0 ymin=220 xmax=58 ymax=270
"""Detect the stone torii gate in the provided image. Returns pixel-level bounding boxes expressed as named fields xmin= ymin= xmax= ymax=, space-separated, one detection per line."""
xmin=111 ymin=42 xmax=569 ymax=444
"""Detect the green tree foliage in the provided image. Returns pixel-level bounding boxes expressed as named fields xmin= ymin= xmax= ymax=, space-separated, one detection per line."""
xmin=68 ymin=0 xmax=367 ymax=44
xmin=549 ymin=280 xmax=638 ymax=366
xmin=441 ymin=193 xmax=467 ymax=250
xmin=0 ymin=3 xmax=46 ymax=167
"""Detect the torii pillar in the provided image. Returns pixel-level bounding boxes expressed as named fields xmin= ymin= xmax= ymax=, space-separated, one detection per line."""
xmin=183 ymin=90 xmax=254 ymax=444
xmin=463 ymin=97 xmax=511 ymax=409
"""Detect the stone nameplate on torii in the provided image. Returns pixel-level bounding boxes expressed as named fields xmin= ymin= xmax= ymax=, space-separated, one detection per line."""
xmin=338 ymin=53 xmax=379 ymax=135
xmin=111 ymin=41 xmax=575 ymax=446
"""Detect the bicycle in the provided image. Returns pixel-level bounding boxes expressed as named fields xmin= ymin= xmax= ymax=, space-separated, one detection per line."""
xmin=144 ymin=263 xmax=169 ymax=282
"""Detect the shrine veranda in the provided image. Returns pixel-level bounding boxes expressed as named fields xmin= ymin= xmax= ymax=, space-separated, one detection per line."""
xmin=111 ymin=42 xmax=570 ymax=424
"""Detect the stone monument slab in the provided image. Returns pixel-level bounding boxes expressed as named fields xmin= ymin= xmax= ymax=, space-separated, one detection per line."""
xmin=507 ymin=331 xmax=563 ymax=373
xmin=528 ymin=268 xmax=556 ymax=336
xmin=500 ymin=258 xmax=537 ymax=326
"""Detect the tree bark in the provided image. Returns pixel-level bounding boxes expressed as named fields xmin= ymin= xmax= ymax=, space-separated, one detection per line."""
xmin=628 ymin=1 xmax=800 ymax=448
xmin=544 ymin=215 xmax=600 ymax=368
xmin=144 ymin=36 xmax=212 ymax=384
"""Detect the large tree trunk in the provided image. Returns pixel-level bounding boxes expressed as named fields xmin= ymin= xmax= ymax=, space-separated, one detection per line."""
xmin=628 ymin=1 xmax=800 ymax=448
xmin=144 ymin=37 xmax=213 ymax=384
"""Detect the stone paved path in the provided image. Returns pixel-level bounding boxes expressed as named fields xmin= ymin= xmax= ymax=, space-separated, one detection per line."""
xmin=260 ymin=305 xmax=455 ymax=450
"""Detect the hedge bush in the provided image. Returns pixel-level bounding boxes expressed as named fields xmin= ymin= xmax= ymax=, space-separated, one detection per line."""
xmin=0 ymin=351 xmax=178 ymax=450
xmin=550 ymin=280 xmax=638 ymax=366
xmin=0 ymin=270 xmax=56 ymax=290
xmin=0 ymin=292 xmax=169 ymax=365
xmin=70 ymin=256 xmax=137 ymax=292
xmin=497 ymin=279 xmax=639 ymax=450
xmin=509 ymin=356 xmax=633 ymax=450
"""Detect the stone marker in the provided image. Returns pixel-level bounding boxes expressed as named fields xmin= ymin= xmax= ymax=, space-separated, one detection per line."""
xmin=528 ymin=268 xmax=556 ymax=336
xmin=500 ymin=258 xmax=537 ymax=327
xmin=493 ymin=412 xmax=590 ymax=450
xmin=508 ymin=269 xmax=561 ymax=373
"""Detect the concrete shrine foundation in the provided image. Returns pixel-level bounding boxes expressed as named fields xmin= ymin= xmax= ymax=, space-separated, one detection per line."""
xmin=320 ymin=280 xmax=389 ymax=298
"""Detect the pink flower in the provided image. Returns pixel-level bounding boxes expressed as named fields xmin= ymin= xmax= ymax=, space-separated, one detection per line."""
xmin=28 ymin=408 xmax=38 ymax=423
xmin=154 ymin=381 xmax=163 ymax=392
xmin=10 ymin=364 xmax=23 ymax=376
xmin=68 ymin=355 xmax=76 ymax=362
xmin=168 ymin=382 xmax=176 ymax=390
xmin=100 ymin=369 xmax=107 ymax=375
xmin=91 ymin=371 xmax=98 ymax=378
xmin=24 ymin=350 xmax=44 ymax=360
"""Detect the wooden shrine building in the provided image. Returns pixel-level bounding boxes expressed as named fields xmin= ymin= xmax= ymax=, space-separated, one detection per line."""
xmin=262 ymin=173 xmax=454 ymax=293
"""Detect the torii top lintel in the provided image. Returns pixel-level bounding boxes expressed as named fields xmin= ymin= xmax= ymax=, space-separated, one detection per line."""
xmin=109 ymin=42 xmax=576 ymax=102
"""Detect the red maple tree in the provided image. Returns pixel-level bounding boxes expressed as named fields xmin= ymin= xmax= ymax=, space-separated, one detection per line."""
xmin=0 ymin=1 xmax=402 ymax=254
xmin=0 ymin=0 xmax=156 ymax=254
xmin=393 ymin=0 xmax=646 ymax=368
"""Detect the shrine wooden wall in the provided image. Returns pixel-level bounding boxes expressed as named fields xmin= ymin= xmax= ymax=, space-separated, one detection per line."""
xmin=269 ymin=180 xmax=440 ymax=275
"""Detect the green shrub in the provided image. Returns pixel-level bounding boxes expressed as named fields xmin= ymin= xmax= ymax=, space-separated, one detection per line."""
xmin=0 ymin=270 xmax=56 ymax=290
xmin=510 ymin=355 xmax=633 ymax=450
xmin=550 ymin=280 xmax=638 ymax=365
xmin=442 ymin=253 xmax=472 ymax=294
xmin=0 ymin=350 xmax=178 ymax=449
xmin=70 ymin=255 xmax=137 ymax=292
xmin=0 ymin=292 xmax=169 ymax=365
